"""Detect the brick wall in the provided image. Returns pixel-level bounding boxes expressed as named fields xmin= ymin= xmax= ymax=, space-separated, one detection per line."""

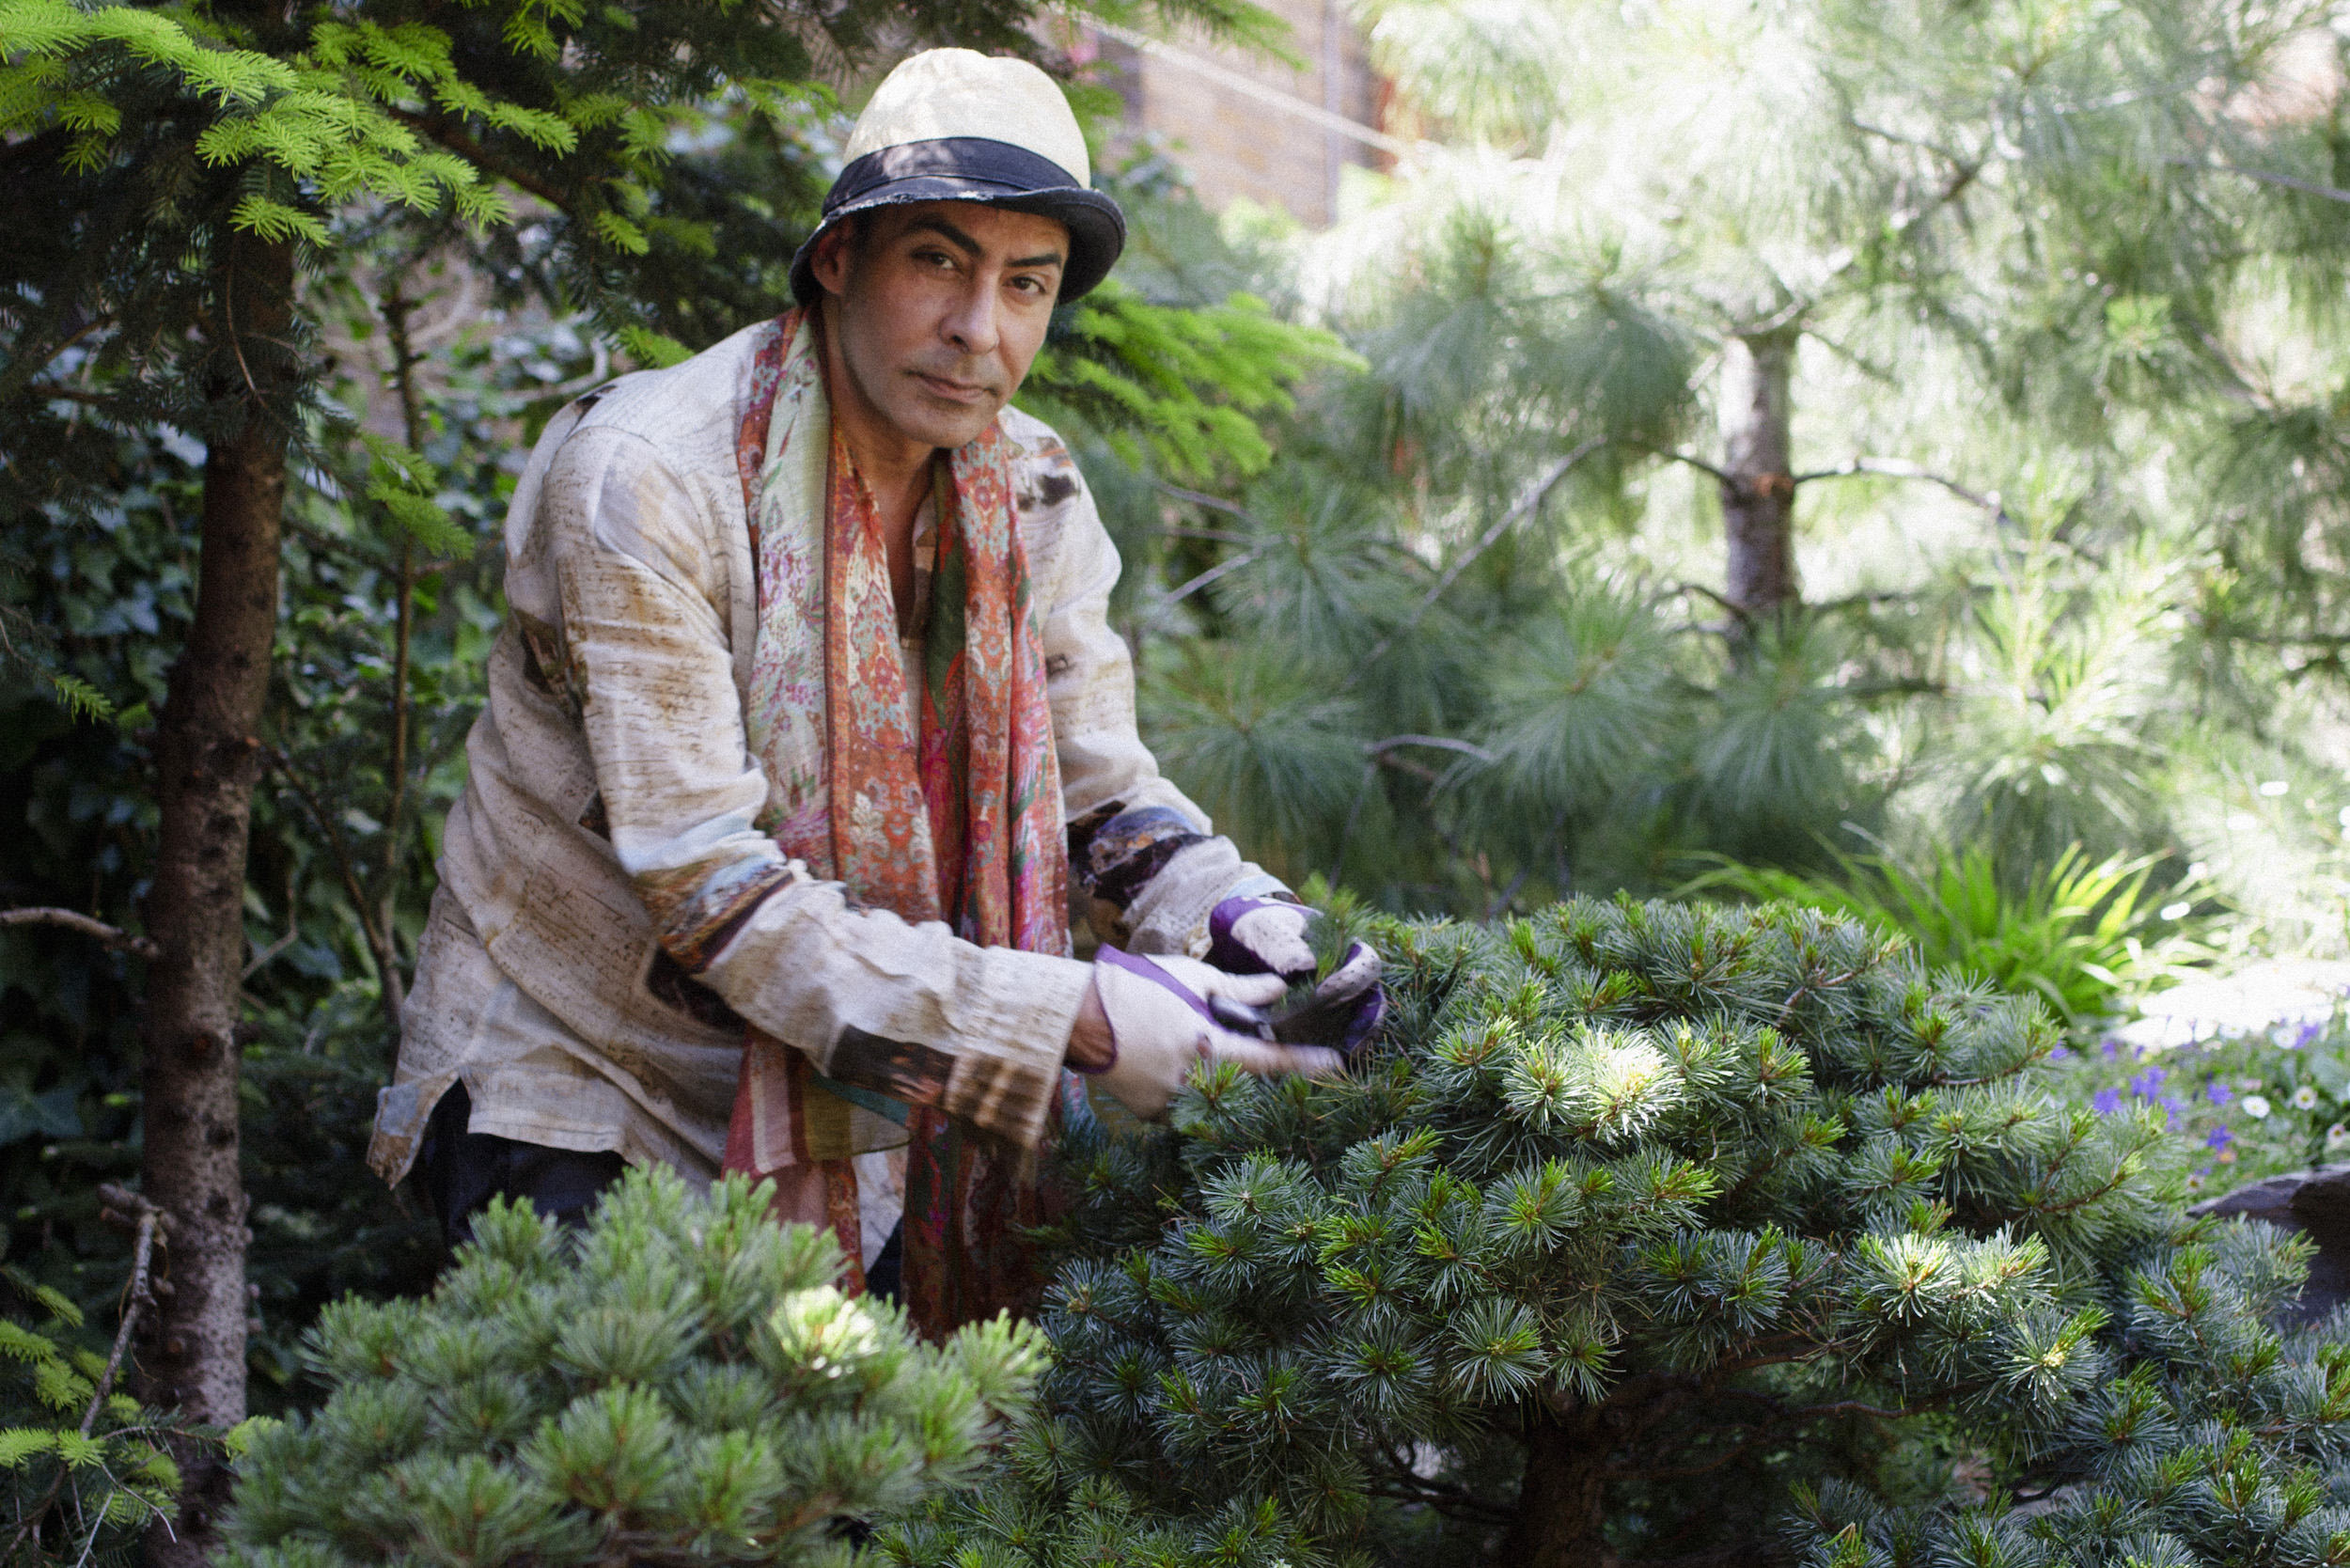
xmin=1084 ymin=0 xmax=1385 ymax=227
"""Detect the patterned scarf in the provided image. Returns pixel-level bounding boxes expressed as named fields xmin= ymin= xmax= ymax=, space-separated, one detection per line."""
xmin=721 ymin=308 xmax=1075 ymax=1337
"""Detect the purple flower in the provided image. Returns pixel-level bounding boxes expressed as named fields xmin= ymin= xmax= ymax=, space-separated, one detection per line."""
xmin=2295 ymin=1022 xmax=2324 ymax=1049
xmin=2102 ymin=1041 xmax=2123 ymax=1060
xmin=2131 ymin=1069 xmax=2166 ymax=1100
xmin=2048 ymin=1045 xmax=2073 ymax=1061
xmin=2093 ymin=1088 xmax=2123 ymax=1116
xmin=2206 ymin=1081 xmax=2232 ymax=1105
xmin=2159 ymin=1093 xmax=2187 ymax=1119
xmin=2206 ymin=1125 xmax=2234 ymax=1150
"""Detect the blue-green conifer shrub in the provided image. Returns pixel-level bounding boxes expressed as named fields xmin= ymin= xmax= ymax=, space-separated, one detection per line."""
xmin=885 ymin=898 xmax=2350 ymax=1568
xmin=218 ymin=1167 xmax=1042 ymax=1567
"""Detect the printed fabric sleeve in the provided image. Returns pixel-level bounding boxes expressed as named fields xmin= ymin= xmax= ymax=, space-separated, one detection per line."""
xmin=541 ymin=426 xmax=1091 ymax=1150
xmin=1026 ymin=448 xmax=1297 ymax=957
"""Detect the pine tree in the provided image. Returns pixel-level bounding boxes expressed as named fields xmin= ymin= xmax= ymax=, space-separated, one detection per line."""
xmin=220 ymin=1166 xmax=1042 ymax=1568
xmin=880 ymin=897 xmax=2350 ymax=1568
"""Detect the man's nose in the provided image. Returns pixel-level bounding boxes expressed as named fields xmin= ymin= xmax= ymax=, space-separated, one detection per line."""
xmin=940 ymin=276 xmax=1001 ymax=358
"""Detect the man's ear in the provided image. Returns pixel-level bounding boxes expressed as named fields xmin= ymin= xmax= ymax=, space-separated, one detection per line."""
xmin=807 ymin=222 xmax=858 ymax=299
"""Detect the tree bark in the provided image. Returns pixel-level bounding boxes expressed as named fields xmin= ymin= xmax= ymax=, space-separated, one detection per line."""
xmin=137 ymin=232 xmax=293 ymax=1568
xmin=1716 ymin=329 xmax=1800 ymax=630
xmin=1506 ymin=1411 xmax=1614 ymax=1568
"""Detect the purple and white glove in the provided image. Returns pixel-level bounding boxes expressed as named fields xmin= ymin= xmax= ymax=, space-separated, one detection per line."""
xmin=1083 ymin=949 xmax=1346 ymax=1120
xmin=1207 ymin=895 xmax=1320 ymax=980
xmin=1205 ymin=895 xmax=1387 ymax=1057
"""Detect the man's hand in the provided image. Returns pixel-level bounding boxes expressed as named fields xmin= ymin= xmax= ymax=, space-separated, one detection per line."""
xmin=1205 ymin=895 xmax=1318 ymax=980
xmin=1069 ymin=949 xmax=1344 ymax=1120
xmin=1205 ymin=895 xmax=1387 ymax=1056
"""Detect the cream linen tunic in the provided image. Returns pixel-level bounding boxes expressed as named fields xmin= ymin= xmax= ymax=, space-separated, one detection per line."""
xmin=368 ymin=320 xmax=1282 ymax=1189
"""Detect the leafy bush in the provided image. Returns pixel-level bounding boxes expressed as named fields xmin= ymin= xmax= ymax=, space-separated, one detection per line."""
xmin=220 ymin=1168 xmax=1042 ymax=1568
xmin=1684 ymin=843 xmax=2199 ymax=1026
xmin=881 ymin=898 xmax=2350 ymax=1568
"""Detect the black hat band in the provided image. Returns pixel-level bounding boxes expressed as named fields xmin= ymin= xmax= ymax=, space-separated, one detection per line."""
xmin=826 ymin=137 xmax=1088 ymax=215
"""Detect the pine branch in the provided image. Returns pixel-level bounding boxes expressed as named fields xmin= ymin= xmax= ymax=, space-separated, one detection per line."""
xmin=2170 ymin=156 xmax=2350 ymax=207
xmin=1789 ymin=457 xmax=2018 ymax=530
xmin=1355 ymin=434 xmax=1606 ymax=672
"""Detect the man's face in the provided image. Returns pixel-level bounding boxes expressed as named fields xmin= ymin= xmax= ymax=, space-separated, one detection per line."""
xmin=810 ymin=200 xmax=1069 ymax=451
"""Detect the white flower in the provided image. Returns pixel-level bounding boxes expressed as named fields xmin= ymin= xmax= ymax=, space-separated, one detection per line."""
xmin=2243 ymin=1095 xmax=2273 ymax=1120
xmin=2295 ymin=1086 xmax=2321 ymax=1110
xmin=2328 ymin=1123 xmax=2349 ymax=1151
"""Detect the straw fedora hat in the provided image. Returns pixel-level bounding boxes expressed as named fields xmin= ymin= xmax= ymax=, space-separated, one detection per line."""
xmin=789 ymin=49 xmax=1127 ymax=306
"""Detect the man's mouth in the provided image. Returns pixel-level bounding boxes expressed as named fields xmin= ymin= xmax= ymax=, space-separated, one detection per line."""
xmin=912 ymin=370 xmax=992 ymax=403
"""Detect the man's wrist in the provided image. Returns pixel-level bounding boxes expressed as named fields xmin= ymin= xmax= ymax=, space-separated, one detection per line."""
xmin=1066 ymin=975 xmax=1115 ymax=1072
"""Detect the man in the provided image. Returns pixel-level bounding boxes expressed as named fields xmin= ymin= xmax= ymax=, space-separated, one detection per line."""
xmin=368 ymin=48 xmax=1381 ymax=1334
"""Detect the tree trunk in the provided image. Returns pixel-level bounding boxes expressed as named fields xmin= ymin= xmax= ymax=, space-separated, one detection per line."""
xmin=137 ymin=232 xmax=293 ymax=1568
xmin=1716 ymin=329 xmax=1799 ymax=630
xmin=1506 ymin=1412 xmax=1613 ymax=1568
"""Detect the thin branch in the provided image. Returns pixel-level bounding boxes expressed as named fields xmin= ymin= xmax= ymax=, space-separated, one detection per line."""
xmin=1668 ymin=581 xmax=1754 ymax=626
xmin=1612 ymin=1432 xmax=1770 ymax=1483
xmin=1366 ymin=733 xmax=1496 ymax=765
xmin=374 ymin=274 xmax=427 ymax=1025
xmin=1356 ymin=434 xmax=1607 ymax=671
xmin=242 ymin=926 xmax=301 ymax=981
xmin=267 ymin=750 xmax=403 ymax=1015
xmin=1790 ymin=456 xmax=2019 ymax=530
xmin=22 ymin=384 xmax=111 ymax=406
xmin=1143 ymin=551 xmax=1257 ymax=628
xmin=0 ymin=908 xmax=157 ymax=960
xmin=1 ymin=315 xmax=111 ymax=403
xmin=2170 ymin=155 xmax=2350 ymax=206
xmin=1149 ymin=478 xmax=1272 ymax=529
xmin=86 ymin=1187 xmax=164 ymax=1437
xmin=1634 ymin=442 xmax=1736 ymax=485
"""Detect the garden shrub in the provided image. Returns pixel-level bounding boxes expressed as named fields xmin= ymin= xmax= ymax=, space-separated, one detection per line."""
xmin=881 ymin=898 xmax=2350 ymax=1568
xmin=219 ymin=1167 xmax=1042 ymax=1568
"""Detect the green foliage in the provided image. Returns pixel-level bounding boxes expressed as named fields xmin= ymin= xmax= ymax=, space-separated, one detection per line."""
xmin=1684 ymin=844 xmax=2203 ymax=1027
xmin=884 ymin=898 xmax=2350 ymax=1566
xmin=221 ymin=1167 xmax=1044 ymax=1568
xmin=0 ymin=1267 xmax=184 ymax=1566
xmin=1024 ymin=283 xmax=1358 ymax=484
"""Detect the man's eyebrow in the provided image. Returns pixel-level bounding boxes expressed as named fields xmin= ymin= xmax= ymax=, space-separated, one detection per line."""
xmin=906 ymin=217 xmax=982 ymax=257
xmin=903 ymin=217 xmax=1063 ymax=273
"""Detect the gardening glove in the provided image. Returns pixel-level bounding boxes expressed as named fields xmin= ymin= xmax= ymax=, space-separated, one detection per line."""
xmin=1205 ymin=895 xmax=1388 ymax=1057
xmin=1206 ymin=894 xmax=1321 ymax=980
xmin=1082 ymin=948 xmax=1346 ymax=1121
